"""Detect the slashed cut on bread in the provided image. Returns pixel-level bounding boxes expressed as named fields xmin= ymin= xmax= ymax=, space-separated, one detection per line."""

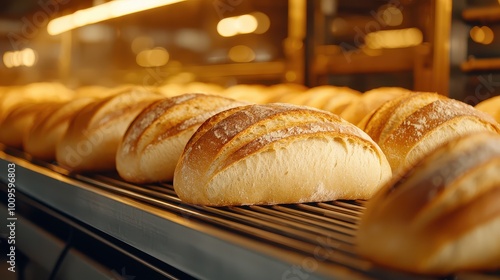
xmin=358 ymin=92 xmax=500 ymax=173
xmin=56 ymin=87 xmax=162 ymax=171
xmin=24 ymin=97 xmax=96 ymax=160
xmin=357 ymin=132 xmax=500 ymax=275
xmin=173 ymin=103 xmax=392 ymax=206
xmin=116 ymin=93 xmax=246 ymax=183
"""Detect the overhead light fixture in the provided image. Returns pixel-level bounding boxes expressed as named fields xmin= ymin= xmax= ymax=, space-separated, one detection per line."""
xmin=47 ymin=0 xmax=186 ymax=35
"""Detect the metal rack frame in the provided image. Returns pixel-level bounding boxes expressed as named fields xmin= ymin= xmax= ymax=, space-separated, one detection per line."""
xmin=1 ymin=146 xmax=498 ymax=280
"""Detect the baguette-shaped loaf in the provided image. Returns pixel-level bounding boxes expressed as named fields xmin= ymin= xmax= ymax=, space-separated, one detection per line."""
xmin=222 ymin=84 xmax=270 ymax=104
xmin=173 ymin=103 xmax=392 ymax=206
xmin=341 ymin=87 xmax=411 ymax=126
xmin=357 ymin=132 xmax=500 ymax=274
xmin=359 ymin=92 xmax=500 ymax=173
xmin=56 ymin=87 xmax=162 ymax=171
xmin=0 ymin=83 xmax=73 ymax=123
xmin=116 ymin=93 xmax=246 ymax=183
xmin=24 ymin=97 xmax=96 ymax=160
xmin=475 ymin=95 xmax=500 ymax=123
xmin=285 ymin=85 xmax=361 ymax=115
xmin=0 ymin=102 xmax=63 ymax=148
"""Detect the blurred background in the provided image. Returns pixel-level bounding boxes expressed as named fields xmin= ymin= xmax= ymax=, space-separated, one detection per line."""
xmin=0 ymin=0 xmax=500 ymax=103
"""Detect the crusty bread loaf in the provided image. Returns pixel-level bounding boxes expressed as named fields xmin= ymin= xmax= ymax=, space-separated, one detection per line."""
xmin=357 ymin=132 xmax=500 ymax=275
xmin=265 ymin=83 xmax=308 ymax=103
xmin=173 ymin=103 xmax=392 ymax=206
xmin=74 ymin=85 xmax=112 ymax=98
xmin=358 ymin=92 xmax=500 ymax=173
xmin=341 ymin=87 xmax=411 ymax=126
xmin=475 ymin=95 xmax=500 ymax=123
xmin=0 ymin=102 xmax=63 ymax=148
xmin=159 ymin=82 xmax=224 ymax=98
xmin=24 ymin=97 xmax=96 ymax=160
xmin=0 ymin=83 xmax=73 ymax=123
xmin=284 ymin=85 xmax=361 ymax=115
xmin=56 ymin=87 xmax=162 ymax=171
xmin=116 ymin=93 xmax=246 ymax=183
xmin=222 ymin=84 xmax=269 ymax=104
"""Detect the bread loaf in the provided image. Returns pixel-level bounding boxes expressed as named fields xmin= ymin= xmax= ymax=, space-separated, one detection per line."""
xmin=265 ymin=83 xmax=308 ymax=103
xmin=222 ymin=84 xmax=270 ymax=104
xmin=56 ymin=87 xmax=162 ymax=171
xmin=0 ymin=102 xmax=63 ymax=148
xmin=0 ymin=83 xmax=73 ymax=123
xmin=24 ymin=97 xmax=96 ymax=160
xmin=475 ymin=95 xmax=500 ymax=123
xmin=116 ymin=93 xmax=246 ymax=183
xmin=173 ymin=103 xmax=392 ymax=206
xmin=358 ymin=92 xmax=500 ymax=173
xmin=341 ymin=87 xmax=411 ymax=125
xmin=357 ymin=132 xmax=500 ymax=274
xmin=285 ymin=85 xmax=362 ymax=115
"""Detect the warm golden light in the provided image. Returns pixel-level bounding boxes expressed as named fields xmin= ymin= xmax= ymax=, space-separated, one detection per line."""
xmin=236 ymin=14 xmax=258 ymax=34
xmin=252 ymin=12 xmax=270 ymax=34
xmin=217 ymin=17 xmax=238 ymax=37
xmin=3 ymin=53 xmax=12 ymax=68
xmin=365 ymin=28 xmax=423 ymax=49
xmin=21 ymin=48 xmax=37 ymax=66
xmin=379 ymin=5 xmax=403 ymax=27
xmin=470 ymin=26 xmax=494 ymax=45
xmin=131 ymin=36 xmax=155 ymax=54
xmin=217 ymin=12 xmax=269 ymax=37
xmin=228 ymin=45 xmax=255 ymax=62
xmin=47 ymin=0 xmax=186 ymax=35
xmin=136 ymin=47 xmax=169 ymax=67
xmin=3 ymin=48 xmax=37 ymax=68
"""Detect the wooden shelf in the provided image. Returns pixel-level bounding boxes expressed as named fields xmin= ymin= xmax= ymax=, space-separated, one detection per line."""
xmin=313 ymin=45 xmax=430 ymax=75
xmin=462 ymin=6 xmax=500 ymax=22
xmin=461 ymin=58 xmax=500 ymax=72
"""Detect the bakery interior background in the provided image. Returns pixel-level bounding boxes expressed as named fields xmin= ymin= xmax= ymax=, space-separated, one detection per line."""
xmin=1 ymin=0 xmax=500 ymax=104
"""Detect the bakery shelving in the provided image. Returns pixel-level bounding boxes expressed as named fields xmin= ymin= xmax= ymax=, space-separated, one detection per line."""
xmin=462 ymin=6 xmax=500 ymax=22
xmin=461 ymin=57 xmax=500 ymax=72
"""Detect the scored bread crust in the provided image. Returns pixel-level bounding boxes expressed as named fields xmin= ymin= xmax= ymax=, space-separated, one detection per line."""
xmin=357 ymin=132 xmax=500 ymax=274
xmin=173 ymin=103 xmax=392 ymax=206
xmin=340 ymin=87 xmax=411 ymax=126
xmin=475 ymin=95 xmax=500 ymax=123
xmin=359 ymin=92 xmax=500 ymax=173
xmin=116 ymin=93 xmax=247 ymax=183
xmin=0 ymin=102 xmax=63 ymax=148
xmin=56 ymin=87 xmax=162 ymax=171
xmin=24 ymin=97 xmax=96 ymax=160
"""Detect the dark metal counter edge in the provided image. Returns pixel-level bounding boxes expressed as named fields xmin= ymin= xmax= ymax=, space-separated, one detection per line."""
xmin=0 ymin=153 xmax=357 ymax=280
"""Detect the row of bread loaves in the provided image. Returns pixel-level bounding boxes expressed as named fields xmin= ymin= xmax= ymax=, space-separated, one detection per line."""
xmin=2 ymin=83 xmax=394 ymax=206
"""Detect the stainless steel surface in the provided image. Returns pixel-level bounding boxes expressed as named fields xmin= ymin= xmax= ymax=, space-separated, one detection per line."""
xmin=1 ymin=145 xmax=499 ymax=280
xmin=0 ymin=204 xmax=117 ymax=280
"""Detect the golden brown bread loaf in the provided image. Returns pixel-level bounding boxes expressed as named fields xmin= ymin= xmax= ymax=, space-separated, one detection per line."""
xmin=173 ymin=103 xmax=392 ymax=206
xmin=358 ymin=92 xmax=500 ymax=173
xmin=265 ymin=83 xmax=308 ymax=103
xmin=357 ymin=132 xmax=500 ymax=275
xmin=341 ymin=87 xmax=411 ymax=125
xmin=0 ymin=83 xmax=73 ymax=123
xmin=116 ymin=93 xmax=246 ymax=183
xmin=24 ymin=97 xmax=96 ymax=160
xmin=222 ymin=84 xmax=270 ymax=104
xmin=475 ymin=95 xmax=500 ymax=123
xmin=0 ymin=102 xmax=63 ymax=148
xmin=159 ymin=82 xmax=224 ymax=98
xmin=56 ymin=87 xmax=162 ymax=171
xmin=284 ymin=85 xmax=362 ymax=115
